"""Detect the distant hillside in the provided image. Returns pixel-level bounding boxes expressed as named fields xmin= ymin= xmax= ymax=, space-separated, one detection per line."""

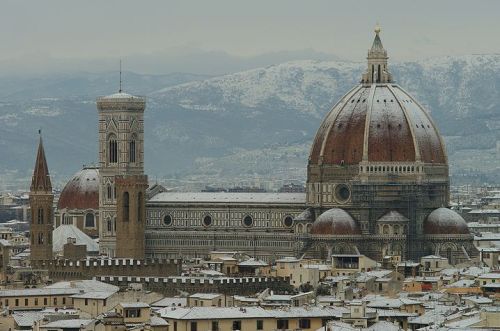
xmin=2 ymin=55 xmax=500 ymax=190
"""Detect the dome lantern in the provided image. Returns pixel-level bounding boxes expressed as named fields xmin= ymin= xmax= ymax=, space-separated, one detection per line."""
xmin=362 ymin=26 xmax=392 ymax=84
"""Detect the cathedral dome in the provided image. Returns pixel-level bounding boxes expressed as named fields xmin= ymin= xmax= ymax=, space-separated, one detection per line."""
xmin=58 ymin=166 xmax=99 ymax=210
xmin=310 ymin=208 xmax=361 ymax=235
xmin=309 ymin=29 xmax=446 ymax=167
xmin=424 ymin=208 xmax=469 ymax=235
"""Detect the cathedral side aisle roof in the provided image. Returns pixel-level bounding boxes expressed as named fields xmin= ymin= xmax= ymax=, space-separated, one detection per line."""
xmin=149 ymin=192 xmax=306 ymax=204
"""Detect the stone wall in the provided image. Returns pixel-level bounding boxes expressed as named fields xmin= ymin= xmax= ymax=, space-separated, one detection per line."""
xmin=95 ymin=275 xmax=293 ymax=296
xmin=32 ymin=258 xmax=181 ymax=281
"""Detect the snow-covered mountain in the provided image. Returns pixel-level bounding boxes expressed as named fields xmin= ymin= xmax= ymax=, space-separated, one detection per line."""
xmin=2 ymin=54 xmax=500 ymax=190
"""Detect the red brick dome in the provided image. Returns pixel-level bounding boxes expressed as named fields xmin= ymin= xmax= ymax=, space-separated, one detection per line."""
xmin=58 ymin=166 xmax=99 ymax=210
xmin=424 ymin=208 xmax=469 ymax=235
xmin=309 ymin=84 xmax=447 ymax=166
xmin=310 ymin=208 xmax=361 ymax=235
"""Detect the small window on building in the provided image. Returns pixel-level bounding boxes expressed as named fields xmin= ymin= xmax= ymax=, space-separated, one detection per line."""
xmin=24 ymin=298 xmax=28 ymax=306
xmin=190 ymin=322 xmax=197 ymax=331
xmin=137 ymin=192 xmax=143 ymax=223
xmin=125 ymin=309 xmax=141 ymax=318
xmin=108 ymin=134 xmax=118 ymax=164
xmin=299 ymin=319 xmax=311 ymax=329
xmin=243 ymin=215 xmax=253 ymax=227
xmin=123 ymin=192 xmax=130 ymax=222
xmin=129 ymin=139 xmax=136 ymax=163
xmin=44 ymin=298 xmax=47 ymax=305
xmin=232 ymin=321 xmax=241 ymax=330
xmin=163 ymin=214 xmax=172 ymax=226
xmin=203 ymin=215 xmax=212 ymax=226
xmin=277 ymin=319 xmax=289 ymax=329
xmin=257 ymin=320 xmax=264 ymax=330
xmin=212 ymin=321 xmax=219 ymax=331
xmin=283 ymin=216 xmax=293 ymax=228
xmin=37 ymin=208 xmax=44 ymax=224
xmin=85 ymin=213 xmax=95 ymax=228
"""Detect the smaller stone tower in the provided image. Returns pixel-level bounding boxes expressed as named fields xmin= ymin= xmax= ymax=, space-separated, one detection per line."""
xmin=29 ymin=132 xmax=53 ymax=263
xmin=115 ymin=174 xmax=148 ymax=259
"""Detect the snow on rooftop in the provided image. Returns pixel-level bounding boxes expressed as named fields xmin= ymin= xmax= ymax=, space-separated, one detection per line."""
xmin=46 ymin=279 xmax=118 ymax=293
xmin=151 ymin=297 xmax=187 ymax=307
xmin=189 ymin=293 xmax=221 ymax=300
xmin=71 ymin=291 xmax=117 ymax=299
xmin=52 ymin=225 xmax=99 ymax=253
xmin=120 ymin=302 xmax=150 ymax=308
xmin=40 ymin=319 xmax=94 ymax=328
xmin=150 ymin=192 xmax=306 ymax=204
xmin=0 ymin=288 xmax=79 ymax=297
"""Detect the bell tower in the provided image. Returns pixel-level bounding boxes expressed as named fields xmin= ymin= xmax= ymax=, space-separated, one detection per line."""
xmin=97 ymin=88 xmax=147 ymax=258
xmin=29 ymin=132 xmax=53 ymax=263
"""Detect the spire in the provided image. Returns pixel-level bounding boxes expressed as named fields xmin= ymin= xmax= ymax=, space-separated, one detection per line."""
xmin=370 ymin=25 xmax=385 ymax=53
xmin=31 ymin=130 xmax=52 ymax=192
xmin=119 ymin=59 xmax=122 ymax=93
xmin=361 ymin=25 xmax=392 ymax=84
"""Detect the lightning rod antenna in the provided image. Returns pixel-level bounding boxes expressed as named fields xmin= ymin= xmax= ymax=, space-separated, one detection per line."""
xmin=119 ymin=60 xmax=122 ymax=93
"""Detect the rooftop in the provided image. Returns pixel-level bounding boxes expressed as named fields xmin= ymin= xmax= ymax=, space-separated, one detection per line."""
xmin=40 ymin=319 xmax=94 ymax=329
xmin=120 ymin=302 xmax=150 ymax=308
xmin=149 ymin=192 xmax=306 ymax=204
xmin=0 ymin=288 xmax=79 ymax=297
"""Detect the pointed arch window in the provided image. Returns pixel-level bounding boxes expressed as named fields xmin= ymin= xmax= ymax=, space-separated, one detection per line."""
xmin=108 ymin=134 xmax=118 ymax=164
xmin=129 ymin=135 xmax=137 ymax=163
xmin=123 ymin=192 xmax=129 ymax=222
xmin=37 ymin=232 xmax=44 ymax=244
xmin=37 ymin=208 xmax=44 ymax=224
xmin=85 ymin=213 xmax=95 ymax=228
xmin=107 ymin=218 xmax=112 ymax=233
xmin=107 ymin=184 xmax=112 ymax=200
xmin=137 ymin=192 xmax=142 ymax=222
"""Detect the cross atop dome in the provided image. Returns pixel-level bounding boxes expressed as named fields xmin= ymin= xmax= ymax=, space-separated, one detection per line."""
xmin=361 ymin=26 xmax=392 ymax=84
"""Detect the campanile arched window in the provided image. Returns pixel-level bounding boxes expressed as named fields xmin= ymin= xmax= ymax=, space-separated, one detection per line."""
xmin=37 ymin=208 xmax=44 ymax=224
xmin=137 ymin=192 xmax=142 ymax=222
xmin=107 ymin=184 xmax=112 ymax=200
xmin=108 ymin=134 xmax=118 ymax=164
xmin=123 ymin=192 xmax=129 ymax=222
xmin=129 ymin=134 xmax=137 ymax=163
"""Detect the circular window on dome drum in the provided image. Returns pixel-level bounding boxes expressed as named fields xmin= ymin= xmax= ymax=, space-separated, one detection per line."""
xmin=203 ymin=215 xmax=212 ymax=227
xmin=243 ymin=215 xmax=253 ymax=227
xmin=335 ymin=184 xmax=351 ymax=203
xmin=163 ymin=214 xmax=172 ymax=226
xmin=283 ymin=216 xmax=293 ymax=228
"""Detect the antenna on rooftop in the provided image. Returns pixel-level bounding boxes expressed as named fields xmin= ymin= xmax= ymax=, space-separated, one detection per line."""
xmin=119 ymin=59 xmax=122 ymax=93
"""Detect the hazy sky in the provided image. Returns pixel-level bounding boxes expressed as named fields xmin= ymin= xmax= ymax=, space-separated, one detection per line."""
xmin=1 ymin=0 xmax=499 ymax=75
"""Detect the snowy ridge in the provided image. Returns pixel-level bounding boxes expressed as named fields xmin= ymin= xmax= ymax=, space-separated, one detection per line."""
xmin=153 ymin=54 xmax=500 ymax=119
